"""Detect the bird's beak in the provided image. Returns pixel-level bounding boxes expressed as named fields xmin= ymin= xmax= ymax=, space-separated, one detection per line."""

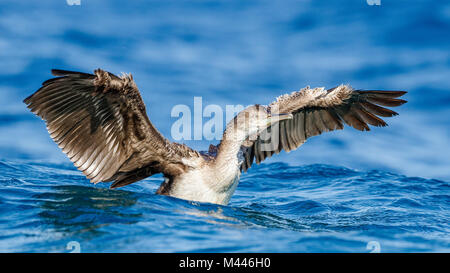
xmin=267 ymin=113 xmax=293 ymax=125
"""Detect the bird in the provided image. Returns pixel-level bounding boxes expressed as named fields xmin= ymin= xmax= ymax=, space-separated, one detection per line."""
xmin=24 ymin=69 xmax=407 ymax=205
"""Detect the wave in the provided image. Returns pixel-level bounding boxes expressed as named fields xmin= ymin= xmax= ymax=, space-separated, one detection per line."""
xmin=0 ymin=160 xmax=448 ymax=252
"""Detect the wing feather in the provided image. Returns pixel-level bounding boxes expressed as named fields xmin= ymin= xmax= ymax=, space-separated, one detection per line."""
xmin=240 ymin=85 xmax=406 ymax=172
xmin=24 ymin=69 xmax=201 ymax=187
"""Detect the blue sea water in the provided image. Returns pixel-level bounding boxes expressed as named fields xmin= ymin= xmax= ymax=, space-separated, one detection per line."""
xmin=0 ymin=0 xmax=449 ymax=252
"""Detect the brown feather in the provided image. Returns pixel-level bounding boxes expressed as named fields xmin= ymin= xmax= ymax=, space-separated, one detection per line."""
xmin=353 ymin=106 xmax=387 ymax=127
xmin=358 ymin=90 xmax=407 ymax=99
xmin=366 ymin=97 xmax=407 ymax=107
xmin=238 ymin=86 xmax=406 ymax=172
xmin=24 ymin=69 xmax=200 ymax=187
xmin=360 ymin=102 xmax=398 ymax=117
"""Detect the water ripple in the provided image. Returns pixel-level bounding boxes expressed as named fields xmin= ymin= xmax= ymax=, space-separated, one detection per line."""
xmin=0 ymin=160 xmax=448 ymax=252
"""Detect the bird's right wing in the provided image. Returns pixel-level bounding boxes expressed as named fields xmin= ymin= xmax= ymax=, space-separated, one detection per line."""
xmin=240 ymin=85 xmax=407 ymax=172
xmin=24 ymin=69 xmax=200 ymax=188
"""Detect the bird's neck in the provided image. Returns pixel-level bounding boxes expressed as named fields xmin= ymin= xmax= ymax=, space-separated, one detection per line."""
xmin=213 ymin=125 xmax=247 ymax=177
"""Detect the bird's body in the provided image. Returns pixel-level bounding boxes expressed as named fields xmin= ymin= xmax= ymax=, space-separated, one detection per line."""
xmin=24 ymin=69 xmax=407 ymax=205
xmin=157 ymin=120 xmax=255 ymax=204
xmin=161 ymin=165 xmax=241 ymax=205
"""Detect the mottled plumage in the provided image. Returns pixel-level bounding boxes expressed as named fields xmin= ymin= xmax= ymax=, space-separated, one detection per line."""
xmin=239 ymin=85 xmax=407 ymax=172
xmin=24 ymin=69 xmax=406 ymax=205
xmin=24 ymin=69 xmax=200 ymax=189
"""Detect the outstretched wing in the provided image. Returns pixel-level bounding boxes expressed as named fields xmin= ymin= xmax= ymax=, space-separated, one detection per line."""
xmin=240 ymin=85 xmax=407 ymax=172
xmin=24 ymin=69 xmax=200 ymax=188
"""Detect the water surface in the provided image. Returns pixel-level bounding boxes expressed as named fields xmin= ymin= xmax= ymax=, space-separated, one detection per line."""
xmin=0 ymin=0 xmax=449 ymax=252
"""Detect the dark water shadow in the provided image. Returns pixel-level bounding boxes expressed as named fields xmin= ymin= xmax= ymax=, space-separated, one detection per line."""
xmin=33 ymin=185 xmax=142 ymax=239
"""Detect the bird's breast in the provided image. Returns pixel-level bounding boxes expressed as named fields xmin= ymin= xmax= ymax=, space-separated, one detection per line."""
xmin=162 ymin=166 xmax=241 ymax=205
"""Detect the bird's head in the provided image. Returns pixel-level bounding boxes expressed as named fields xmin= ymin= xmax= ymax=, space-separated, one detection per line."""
xmin=229 ymin=104 xmax=293 ymax=139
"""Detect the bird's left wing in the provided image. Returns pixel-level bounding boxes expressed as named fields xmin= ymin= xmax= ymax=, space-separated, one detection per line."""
xmin=24 ymin=69 xmax=200 ymax=188
xmin=240 ymin=85 xmax=406 ymax=172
